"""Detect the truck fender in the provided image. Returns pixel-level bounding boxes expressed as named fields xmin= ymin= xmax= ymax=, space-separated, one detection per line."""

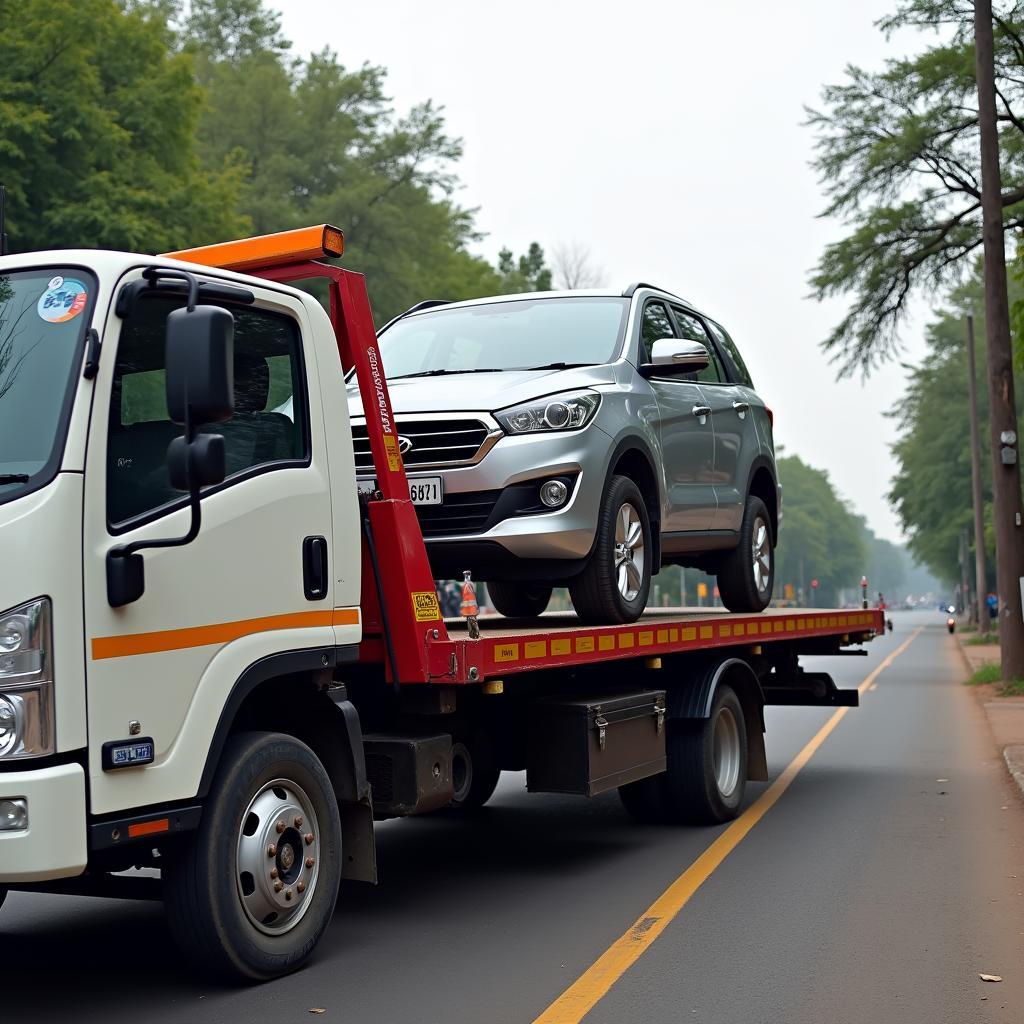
xmin=669 ymin=656 xmax=768 ymax=782
xmin=197 ymin=646 xmax=376 ymax=883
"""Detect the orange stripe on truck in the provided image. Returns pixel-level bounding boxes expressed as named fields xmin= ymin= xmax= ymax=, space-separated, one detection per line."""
xmin=91 ymin=608 xmax=359 ymax=661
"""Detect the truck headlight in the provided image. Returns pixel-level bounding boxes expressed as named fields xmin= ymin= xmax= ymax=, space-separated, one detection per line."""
xmin=0 ymin=598 xmax=54 ymax=760
xmin=496 ymin=390 xmax=601 ymax=434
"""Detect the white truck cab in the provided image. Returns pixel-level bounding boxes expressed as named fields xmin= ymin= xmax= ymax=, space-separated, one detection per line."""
xmin=0 ymin=245 xmax=363 ymax=889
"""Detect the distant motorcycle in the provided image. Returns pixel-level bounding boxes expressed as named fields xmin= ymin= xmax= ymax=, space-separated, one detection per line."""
xmin=947 ymin=616 xmax=956 ymax=634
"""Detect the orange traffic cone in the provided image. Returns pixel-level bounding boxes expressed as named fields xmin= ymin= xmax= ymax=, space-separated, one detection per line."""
xmin=461 ymin=570 xmax=480 ymax=639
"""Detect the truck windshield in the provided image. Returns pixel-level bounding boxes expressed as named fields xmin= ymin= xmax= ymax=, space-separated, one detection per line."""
xmin=0 ymin=268 xmax=95 ymax=505
xmin=374 ymin=296 xmax=630 ymax=378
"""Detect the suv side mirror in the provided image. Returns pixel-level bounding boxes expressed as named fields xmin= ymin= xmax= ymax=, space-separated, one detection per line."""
xmin=639 ymin=338 xmax=710 ymax=378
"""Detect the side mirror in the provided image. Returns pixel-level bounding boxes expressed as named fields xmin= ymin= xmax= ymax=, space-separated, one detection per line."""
xmin=167 ymin=433 xmax=226 ymax=491
xmin=639 ymin=338 xmax=710 ymax=378
xmin=165 ymin=305 xmax=235 ymax=425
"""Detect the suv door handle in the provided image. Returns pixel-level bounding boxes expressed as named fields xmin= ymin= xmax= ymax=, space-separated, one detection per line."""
xmin=692 ymin=405 xmax=712 ymax=422
xmin=732 ymin=401 xmax=749 ymax=418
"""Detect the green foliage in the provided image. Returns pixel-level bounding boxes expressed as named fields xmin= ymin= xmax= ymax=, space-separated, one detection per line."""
xmin=773 ymin=455 xmax=867 ymax=606
xmin=888 ymin=271 xmax=1023 ymax=583
xmin=807 ymin=1 xmax=1024 ymax=375
xmin=965 ymin=630 xmax=1000 ymax=644
xmin=496 ymin=243 xmax=553 ymax=293
xmin=966 ymin=661 xmax=1002 ymax=684
xmin=0 ymin=0 xmax=248 ymax=253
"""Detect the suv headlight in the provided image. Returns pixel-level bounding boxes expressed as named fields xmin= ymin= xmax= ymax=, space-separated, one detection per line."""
xmin=496 ymin=390 xmax=601 ymax=434
xmin=0 ymin=598 xmax=54 ymax=760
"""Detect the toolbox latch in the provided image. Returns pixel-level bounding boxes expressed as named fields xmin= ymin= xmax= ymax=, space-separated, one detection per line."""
xmin=595 ymin=712 xmax=609 ymax=751
xmin=655 ymin=697 xmax=666 ymax=736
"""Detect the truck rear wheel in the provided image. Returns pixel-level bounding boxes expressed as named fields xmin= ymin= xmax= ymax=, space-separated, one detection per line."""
xmin=164 ymin=731 xmax=342 ymax=981
xmin=448 ymin=734 xmax=501 ymax=812
xmin=619 ymin=684 xmax=748 ymax=825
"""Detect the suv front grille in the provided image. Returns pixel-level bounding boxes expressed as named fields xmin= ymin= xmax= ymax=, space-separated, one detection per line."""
xmin=352 ymin=418 xmax=493 ymax=471
xmin=415 ymin=490 xmax=501 ymax=538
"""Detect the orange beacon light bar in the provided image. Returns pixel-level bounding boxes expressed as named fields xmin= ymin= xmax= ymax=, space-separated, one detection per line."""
xmin=162 ymin=224 xmax=345 ymax=273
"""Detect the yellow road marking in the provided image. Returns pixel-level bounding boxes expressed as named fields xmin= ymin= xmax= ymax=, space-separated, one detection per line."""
xmin=532 ymin=627 xmax=922 ymax=1024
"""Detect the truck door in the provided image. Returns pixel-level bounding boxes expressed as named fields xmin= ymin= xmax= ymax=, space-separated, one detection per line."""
xmin=81 ymin=276 xmax=351 ymax=816
xmin=641 ymin=300 xmax=716 ymax=532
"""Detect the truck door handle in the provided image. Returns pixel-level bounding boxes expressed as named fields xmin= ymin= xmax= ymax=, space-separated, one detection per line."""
xmin=692 ymin=405 xmax=712 ymax=422
xmin=302 ymin=536 xmax=328 ymax=601
xmin=732 ymin=401 xmax=749 ymax=419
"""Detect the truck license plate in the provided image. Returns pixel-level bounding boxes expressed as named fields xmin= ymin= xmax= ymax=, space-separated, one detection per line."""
xmin=358 ymin=476 xmax=443 ymax=505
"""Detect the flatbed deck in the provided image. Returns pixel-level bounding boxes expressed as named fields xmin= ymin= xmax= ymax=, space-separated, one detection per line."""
xmin=359 ymin=607 xmax=885 ymax=684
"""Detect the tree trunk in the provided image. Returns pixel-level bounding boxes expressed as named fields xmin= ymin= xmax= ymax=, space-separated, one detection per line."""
xmin=966 ymin=312 xmax=991 ymax=635
xmin=974 ymin=0 xmax=1024 ymax=680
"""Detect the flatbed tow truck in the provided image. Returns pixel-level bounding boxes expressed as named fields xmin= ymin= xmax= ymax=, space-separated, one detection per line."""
xmin=0 ymin=225 xmax=883 ymax=980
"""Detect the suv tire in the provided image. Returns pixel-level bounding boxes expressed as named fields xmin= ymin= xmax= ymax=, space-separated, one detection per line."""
xmin=488 ymin=581 xmax=552 ymax=618
xmin=570 ymin=475 xmax=651 ymax=624
xmin=717 ymin=495 xmax=773 ymax=613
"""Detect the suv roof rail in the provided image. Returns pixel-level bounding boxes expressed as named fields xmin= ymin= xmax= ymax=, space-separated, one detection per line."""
xmin=622 ymin=281 xmax=686 ymax=301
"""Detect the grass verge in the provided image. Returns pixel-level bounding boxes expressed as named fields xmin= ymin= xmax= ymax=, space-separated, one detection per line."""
xmin=964 ymin=632 xmax=1000 ymax=646
xmin=965 ymin=661 xmax=1024 ymax=695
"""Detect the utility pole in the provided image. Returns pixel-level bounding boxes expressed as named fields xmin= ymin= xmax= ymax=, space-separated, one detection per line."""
xmin=974 ymin=0 xmax=1024 ymax=679
xmin=960 ymin=526 xmax=971 ymax=618
xmin=966 ymin=312 xmax=991 ymax=634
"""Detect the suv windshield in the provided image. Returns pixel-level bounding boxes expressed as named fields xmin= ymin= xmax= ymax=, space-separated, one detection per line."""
xmin=374 ymin=296 xmax=629 ymax=378
xmin=0 ymin=267 xmax=95 ymax=504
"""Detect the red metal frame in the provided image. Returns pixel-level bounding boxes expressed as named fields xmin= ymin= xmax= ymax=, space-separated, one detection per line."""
xmin=255 ymin=260 xmax=456 ymax=683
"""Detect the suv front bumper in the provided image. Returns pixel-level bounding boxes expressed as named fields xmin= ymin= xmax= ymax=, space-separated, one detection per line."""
xmin=0 ymin=762 xmax=87 ymax=882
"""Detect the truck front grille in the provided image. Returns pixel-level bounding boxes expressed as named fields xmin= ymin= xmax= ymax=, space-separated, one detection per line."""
xmin=352 ymin=417 xmax=494 ymax=471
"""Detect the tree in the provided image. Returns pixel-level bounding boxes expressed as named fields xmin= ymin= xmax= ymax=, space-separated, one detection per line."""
xmin=178 ymin=3 xmax=503 ymax=322
xmin=773 ymin=455 xmax=867 ymax=606
xmin=495 ymin=243 xmax=553 ymax=293
xmin=0 ymin=0 xmax=247 ymax=254
xmin=887 ymin=274 xmax=1016 ymax=584
xmin=551 ymin=241 xmax=606 ymax=289
xmin=807 ymin=0 xmax=1024 ymax=375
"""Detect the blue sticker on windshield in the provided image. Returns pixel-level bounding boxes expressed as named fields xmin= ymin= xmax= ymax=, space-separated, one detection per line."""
xmin=37 ymin=276 xmax=87 ymax=323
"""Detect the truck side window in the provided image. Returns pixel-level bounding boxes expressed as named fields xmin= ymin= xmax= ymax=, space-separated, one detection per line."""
xmin=639 ymin=302 xmax=676 ymax=364
xmin=671 ymin=308 xmax=725 ymax=384
xmin=107 ymin=296 xmax=308 ymax=527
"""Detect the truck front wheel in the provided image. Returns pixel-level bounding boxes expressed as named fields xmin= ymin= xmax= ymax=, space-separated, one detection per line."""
xmin=164 ymin=731 xmax=343 ymax=981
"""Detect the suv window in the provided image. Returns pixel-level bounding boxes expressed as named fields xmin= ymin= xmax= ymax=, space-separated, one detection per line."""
xmin=671 ymin=308 xmax=725 ymax=384
xmin=708 ymin=320 xmax=754 ymax=388
xmin=107 ymin=296 xmax=307 ymax=526
xmin=639 ymin=301 xmax=676 ymax=364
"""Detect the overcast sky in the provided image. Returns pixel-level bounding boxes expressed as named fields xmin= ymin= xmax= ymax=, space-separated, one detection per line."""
xmin=279 ymin=0 xmax=934 ymax=542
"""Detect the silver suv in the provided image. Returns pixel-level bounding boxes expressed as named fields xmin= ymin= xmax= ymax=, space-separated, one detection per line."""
xmin=352 ymin=285 xmax=779 ymax=624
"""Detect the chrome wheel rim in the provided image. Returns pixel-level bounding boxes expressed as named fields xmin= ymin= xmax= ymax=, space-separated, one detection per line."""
xmin=236 ymin=778 xmax=320 ymax=936
xmin=751 ymin=516 xmax=771 ymax=594
xmin=614 ymin=502 xmax=645 ymax=601
xmin=713 ymin=707 xmax=741 ymax=798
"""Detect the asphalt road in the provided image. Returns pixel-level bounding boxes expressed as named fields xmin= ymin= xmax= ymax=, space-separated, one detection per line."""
xmin=3 ymin=610 xmax=1023 ymax=1023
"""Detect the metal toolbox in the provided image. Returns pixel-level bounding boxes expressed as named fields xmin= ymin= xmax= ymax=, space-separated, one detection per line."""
xmin=527 ymin=690 xmax=667 ymax=797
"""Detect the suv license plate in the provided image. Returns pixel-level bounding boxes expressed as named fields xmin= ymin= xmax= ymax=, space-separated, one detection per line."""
xmin=358 ymin=476 xmax=443 ymax=505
